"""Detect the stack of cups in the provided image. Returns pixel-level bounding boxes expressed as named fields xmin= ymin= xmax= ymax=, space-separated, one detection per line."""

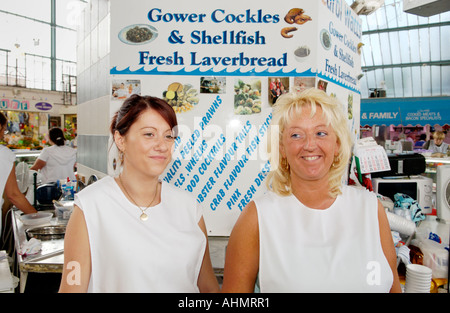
xmin=405 ymin=264 xmax=432 ymax=293
xmin=386 ymin=211 xmax=416 ymax=236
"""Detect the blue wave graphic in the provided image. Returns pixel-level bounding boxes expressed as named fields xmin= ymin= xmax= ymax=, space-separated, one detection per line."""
xmin=316 ymin=71 xmax=361 ymax=94
xmin=110 ymin=66 xmax=316 ymax=77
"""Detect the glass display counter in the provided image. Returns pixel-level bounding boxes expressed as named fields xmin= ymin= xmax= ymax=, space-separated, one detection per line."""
xmin=425 ymin=157 xmax=450 ymax=174
xmin=423 ymin=156 xmax=450 ymax=191
xmin=13 ymin=150 xmax=41 ymax=166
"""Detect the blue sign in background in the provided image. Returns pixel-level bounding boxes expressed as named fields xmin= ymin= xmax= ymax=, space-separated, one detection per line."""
xmin=35 ymin=102 xmax=53 ymax=111
xmin=360 ymin=97 xmax=450 ymax=126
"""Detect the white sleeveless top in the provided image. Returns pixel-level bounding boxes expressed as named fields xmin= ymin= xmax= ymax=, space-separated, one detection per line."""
xmin=255 ymin=185 xmax=393 ymax=293
xmin=429 ymin=140 xmax=449 ymax=154
xmin=74 ymin=176 xmax=206 ymax=293
xmin=0 ymin=146 xmax=15 ymax=235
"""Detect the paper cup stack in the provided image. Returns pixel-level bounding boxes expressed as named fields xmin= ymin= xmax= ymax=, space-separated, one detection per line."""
xmin=405 ymin=264 xmax=432 ymax=293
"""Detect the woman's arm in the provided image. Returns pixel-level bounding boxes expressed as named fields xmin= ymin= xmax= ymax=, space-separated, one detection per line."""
xmin=30 ymin=159 xmax=46 ymax=171
xmin=4 ymin=165 xmax=37 ymax=214
xmin=59 ymin=205 xmax=91 ymax=292
xmin=377 ymin=200 xmax=402 ymax=293
xmin=197 ymin=217 xmax=220 ymax=292
xmin=222 ymin=201 xmax=259 ymax=293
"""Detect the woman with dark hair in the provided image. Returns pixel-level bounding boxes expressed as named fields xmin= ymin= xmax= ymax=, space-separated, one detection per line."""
xmin=59 ymin=95 xmax=219 ymax=293
xmin=30 ymin=127 xmax=77 ymax=183
xmin=0 ymin=112 xmax=36 ymax=236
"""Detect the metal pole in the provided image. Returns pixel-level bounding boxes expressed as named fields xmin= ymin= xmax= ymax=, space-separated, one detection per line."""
xmin=51 ymin=0 xmax=56 ymax=90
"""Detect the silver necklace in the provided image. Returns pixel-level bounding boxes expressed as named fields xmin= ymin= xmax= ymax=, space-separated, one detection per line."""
xmin=118 ymin=175 xmax=158 ymax=221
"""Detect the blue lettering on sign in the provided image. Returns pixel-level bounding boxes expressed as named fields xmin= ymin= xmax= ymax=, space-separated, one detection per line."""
xmin=147 ymin=8 xmax=279 ymax=24
xmin=190 ymin=52 xmax=286 ymax=67
xmin=147 ymin=8 xmax=207 ymax=23
xmin=190 ymin=30 xmax=265 ymax=45
xmin=211 ymin=9 xmax=279 ymax=24
xmin=236 ymin=160 xmax=271 ymax=211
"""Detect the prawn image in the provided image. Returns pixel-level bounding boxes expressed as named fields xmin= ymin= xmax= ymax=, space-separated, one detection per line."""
xmin=281 ymin=27 xmax=297 ymax=38
xmin=281 ymin=8 xmax=312 ymax=39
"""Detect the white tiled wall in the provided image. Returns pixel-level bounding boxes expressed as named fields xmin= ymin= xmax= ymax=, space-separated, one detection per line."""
xmin=77 ymin=95 xmax=111 ymax=136
xmin=76 ymin=0 xmax=112 ymax=178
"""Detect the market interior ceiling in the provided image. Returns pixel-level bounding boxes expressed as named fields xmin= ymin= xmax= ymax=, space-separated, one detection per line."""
xmin=345 ymin=0 xmax=450 ymax=98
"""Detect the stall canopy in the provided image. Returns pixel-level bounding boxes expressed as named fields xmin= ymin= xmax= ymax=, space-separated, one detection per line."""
xmin=360 ymin=97 xmax=450 ymax=126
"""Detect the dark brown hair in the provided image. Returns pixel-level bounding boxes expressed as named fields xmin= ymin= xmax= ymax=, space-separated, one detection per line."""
xmin=0 ymin=112 xmax=6 ymax=127
xmin=110 ymin=94 xmax=178 ymax=137
xmin=49 ymin=127 xmax=66 ymax=146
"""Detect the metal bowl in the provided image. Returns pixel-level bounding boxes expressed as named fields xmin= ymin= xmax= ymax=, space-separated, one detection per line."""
xmin=26 ymin=225 xmax=66 ymax=240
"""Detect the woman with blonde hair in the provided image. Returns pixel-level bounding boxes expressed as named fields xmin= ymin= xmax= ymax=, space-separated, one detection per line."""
xmin=222 ymin=88 xmax=401 ymax=293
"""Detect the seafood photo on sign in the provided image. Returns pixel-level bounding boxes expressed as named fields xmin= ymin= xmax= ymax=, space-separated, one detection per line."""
xmin=200 ymin=77 xmax=226 ymax=94
xmin=281 ymin=8 xmax=312 ymax=38
xmin=293 ymin=45 xmax=311 ymax=63
xmin=234 ymin=78 xmax=261 ymax=115
xmin=348 ymin=93 xmax=353 ymax=120
xmin=320 ymin=28 xmax=332 ymax=50
xmin=162 ymin=82 xmax=199 ymax=113
xmin=118 ymin=24 xmax=158 ymax=45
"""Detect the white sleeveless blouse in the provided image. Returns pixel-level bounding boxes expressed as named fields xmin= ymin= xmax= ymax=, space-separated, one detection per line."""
xmin=74 ymin=176 xmax=206 ymax=293
xmin=255 ymin=185 xmax=393 ymax=292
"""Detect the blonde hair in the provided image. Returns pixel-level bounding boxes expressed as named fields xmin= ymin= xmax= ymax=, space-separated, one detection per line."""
xmin=432 ymin=131 xmax=445 ymax=141
xmin=266 ymin=88 xmax=353 ymax=197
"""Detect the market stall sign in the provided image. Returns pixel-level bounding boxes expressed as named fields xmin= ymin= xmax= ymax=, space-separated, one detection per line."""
xmin=109 ymin=0 xmax=362 ymax=236
xmin=110 ymin=0 xmax=362 ymax=93
xmin=0 ymin=98 xmax=29 ymax=110
xmin=35 ymin=102 xmax=53 ymax=111
xmin=360 ymin=97 xmax=450 ymax=126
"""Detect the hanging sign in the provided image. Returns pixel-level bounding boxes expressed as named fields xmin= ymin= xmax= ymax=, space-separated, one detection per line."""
xmin=35 ymin=102 xmax=53 ymax=111
xmin=360 ymin=97 xmax=450 ymax=126
xmin=110 ymin=0 xmax=362 ymax=235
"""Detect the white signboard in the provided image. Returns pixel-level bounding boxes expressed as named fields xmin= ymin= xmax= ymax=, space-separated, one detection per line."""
xmin=110 ymin=0 xmax=362 ymax=235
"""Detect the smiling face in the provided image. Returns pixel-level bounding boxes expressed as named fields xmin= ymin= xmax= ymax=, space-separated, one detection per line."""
xmin=280 ymin=104 xmax=340 ymax=185
xmin=114 ymin=108 xmax=176 ymax=178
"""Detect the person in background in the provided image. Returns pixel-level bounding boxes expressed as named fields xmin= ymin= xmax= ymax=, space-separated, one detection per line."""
xmin=30 ymin=127 xmax=76 ymax=183
xmin=424 ymin=131 xmax=449 ymax=156
xmin=0 ymin=112 xmax=37 ymax=236
xmin=222 ymin=89 xmax=401 ymax=293
xmin=414 ymin=133 xmax=427 ymax=148
xmin=59 ymin=95 xmax=219 ymax=293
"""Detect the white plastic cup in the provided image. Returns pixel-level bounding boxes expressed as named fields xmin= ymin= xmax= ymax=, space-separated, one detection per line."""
xmin=386 ymin=211 xmax=416 ymax=236
xmin=405 ymin=264 xmax=432 ymax=293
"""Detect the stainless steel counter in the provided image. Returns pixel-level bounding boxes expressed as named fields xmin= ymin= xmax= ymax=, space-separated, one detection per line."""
xmin=12 ymin=208 xmax=228 ymax=292
xmin=12 ymin=209 xmax=64 ymax=293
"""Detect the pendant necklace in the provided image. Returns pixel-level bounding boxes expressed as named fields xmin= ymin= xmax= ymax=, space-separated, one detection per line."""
xmin=118 ymin=174 xmax=158 ymax=221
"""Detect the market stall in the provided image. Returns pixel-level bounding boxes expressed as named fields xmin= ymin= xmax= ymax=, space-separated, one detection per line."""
xmin=0 ymin=88 xmax=77 ymax=150
xmin=358 ymin=97 xmax=450 ymax=289
xmin=359 ymin=96 xmax=450 ymax=182
xmin=108 ymin=0 xmax=362 ymax=236
xmin=360 ymin=96 xmax=450 ymax=146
